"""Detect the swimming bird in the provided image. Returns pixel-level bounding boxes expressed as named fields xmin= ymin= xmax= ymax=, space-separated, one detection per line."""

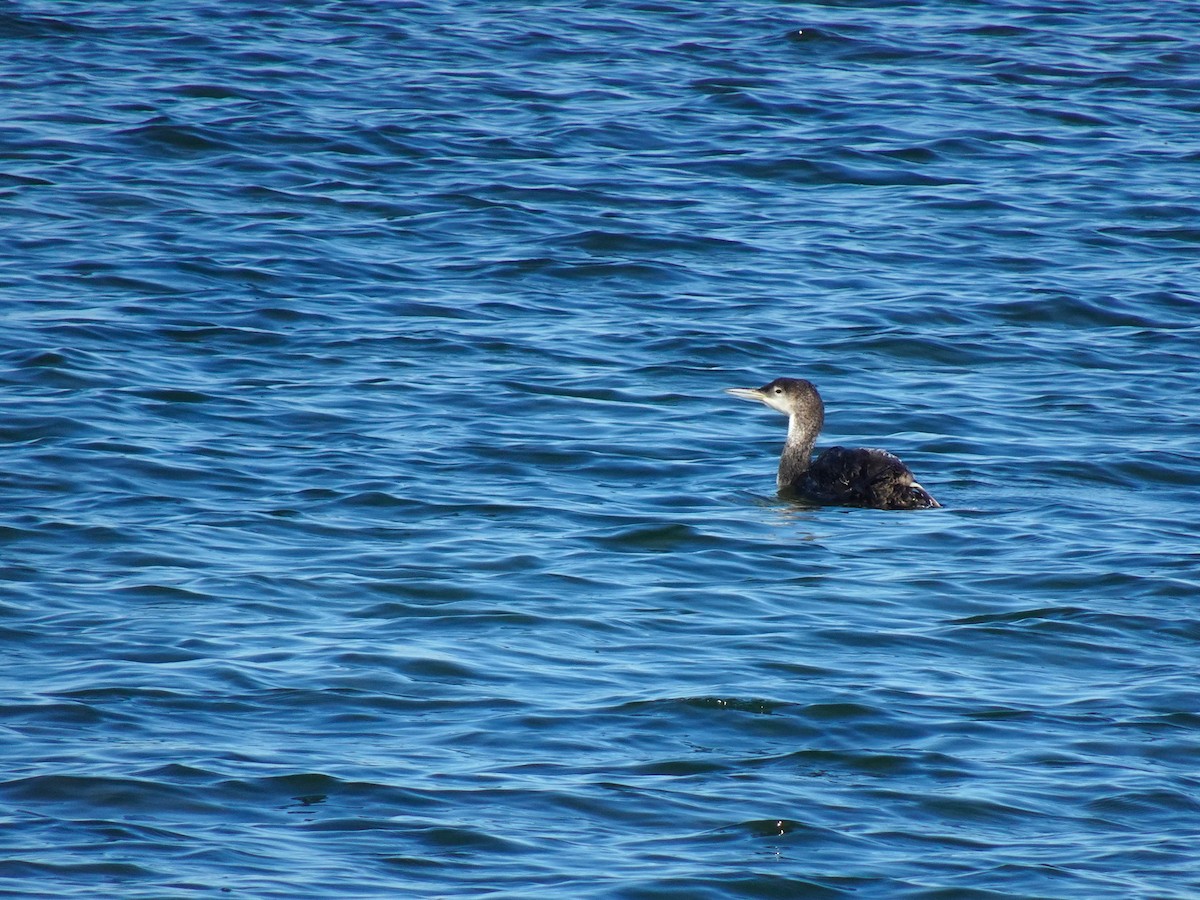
xmin=726 ymin=377 xmax=940 ymax=510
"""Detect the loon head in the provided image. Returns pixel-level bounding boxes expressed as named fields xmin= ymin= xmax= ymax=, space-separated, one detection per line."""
xmin=726 ymin=377 xmax=823 ymax=420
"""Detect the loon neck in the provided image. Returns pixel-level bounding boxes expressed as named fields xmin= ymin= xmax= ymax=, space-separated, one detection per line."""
xmin=778 ymin=414 xmax=817 ymax=489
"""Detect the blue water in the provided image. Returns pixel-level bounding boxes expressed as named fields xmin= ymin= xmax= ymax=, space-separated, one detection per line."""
xmin=3 ymin=1 xmax=1200 ymax=896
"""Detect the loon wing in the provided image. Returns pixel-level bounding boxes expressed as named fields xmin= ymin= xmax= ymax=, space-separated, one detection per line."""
xmin=799 ymin=446 xmax=939 ymax=510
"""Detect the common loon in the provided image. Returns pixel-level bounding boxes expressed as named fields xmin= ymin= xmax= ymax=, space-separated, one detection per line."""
xmin=727 ymin=377 xmax=940 ymax=510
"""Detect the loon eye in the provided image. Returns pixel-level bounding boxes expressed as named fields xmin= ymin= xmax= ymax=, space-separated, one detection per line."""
xmin=774 ymin=387 xmax=783 ymax=394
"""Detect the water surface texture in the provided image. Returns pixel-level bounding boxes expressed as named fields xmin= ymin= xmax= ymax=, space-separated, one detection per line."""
xmin=3 ymin=1 xmax=1200 ymax=897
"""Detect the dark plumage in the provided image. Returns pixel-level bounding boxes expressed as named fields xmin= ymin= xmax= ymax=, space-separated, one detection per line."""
xmin=726 ymin=377 xmax=940 ymax=510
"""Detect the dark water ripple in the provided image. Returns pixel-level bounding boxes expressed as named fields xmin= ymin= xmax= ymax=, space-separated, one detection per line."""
xmin=3 ymin=0 xmax=1200 ymax=897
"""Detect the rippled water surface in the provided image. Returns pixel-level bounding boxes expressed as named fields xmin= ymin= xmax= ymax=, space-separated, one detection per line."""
xmin=3 ymin=1 xmax=1200 ymax=897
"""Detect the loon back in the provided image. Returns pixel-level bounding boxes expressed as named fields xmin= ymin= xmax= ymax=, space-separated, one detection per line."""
xmin=790 ymin=446 xmax=940 ymax=510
